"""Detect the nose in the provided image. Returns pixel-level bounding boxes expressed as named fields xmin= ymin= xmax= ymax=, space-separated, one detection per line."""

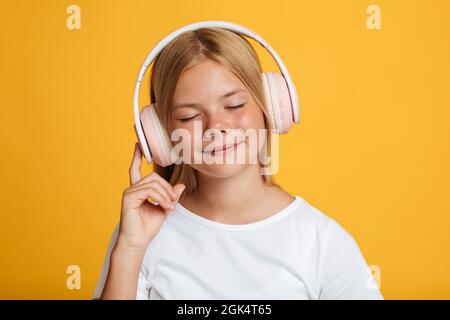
xmin=202 ymin=111 xmax=231 ymax=140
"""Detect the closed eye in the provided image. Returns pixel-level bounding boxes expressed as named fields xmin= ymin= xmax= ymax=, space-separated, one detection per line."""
xmin=179 ymin=104 xmax=245 ymax=122
xmin=226 ymin=103 xmax=246 ymax=109
xmin=179 ymin=115 xmax=200 ymax=122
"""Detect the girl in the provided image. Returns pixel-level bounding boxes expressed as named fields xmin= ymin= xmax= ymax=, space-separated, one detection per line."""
xmin=93 ymin=27 xmax=383 ymax=300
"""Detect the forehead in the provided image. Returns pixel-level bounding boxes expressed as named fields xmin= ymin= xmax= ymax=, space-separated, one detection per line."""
xmin=172 ymin=59 xmax=248 ymax=104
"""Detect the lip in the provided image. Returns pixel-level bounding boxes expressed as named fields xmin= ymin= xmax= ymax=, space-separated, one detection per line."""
xmin=205 ymin=142 xmax=243 ymax=156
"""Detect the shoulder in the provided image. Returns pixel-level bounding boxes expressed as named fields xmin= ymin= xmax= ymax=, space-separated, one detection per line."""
xmin=290 ymin=196 xmax=350 ymax=242
xmin=292 ymin=196 xmax=359 ymax=258
xmin=291 ymin=196 xmax=382 ymax=299
xmin=290 ymin=196 xmax=367 ymax=273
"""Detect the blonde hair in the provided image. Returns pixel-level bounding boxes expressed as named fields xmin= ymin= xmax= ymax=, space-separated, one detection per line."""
xmin=149 ymin=27 xmax=279 ymax=198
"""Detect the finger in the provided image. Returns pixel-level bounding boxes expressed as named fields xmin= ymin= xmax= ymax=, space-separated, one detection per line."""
xmin=134 ymin=172 xmax=177 ymax=200
xmin=172 ymin=184 xmax=187 ymax=201
xmin=132 ymin=187 xmax=172 ymax=210
xmin=129 ymin=142 xmax=142 ymax=186
xmin=128 ymin=180 xmax=173 ymax=208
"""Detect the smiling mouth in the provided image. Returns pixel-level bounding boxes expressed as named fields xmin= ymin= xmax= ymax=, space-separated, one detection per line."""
xmin=204 ymin=142 xmax=243 ymax=156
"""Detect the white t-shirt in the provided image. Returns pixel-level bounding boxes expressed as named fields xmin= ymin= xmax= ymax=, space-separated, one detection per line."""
xmin=92 ymin=195 xmax=383 ymax=300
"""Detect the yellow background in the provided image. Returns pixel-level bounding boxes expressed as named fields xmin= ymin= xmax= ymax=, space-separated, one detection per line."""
xmin=1 ymin=0 xmax=449 ymax=299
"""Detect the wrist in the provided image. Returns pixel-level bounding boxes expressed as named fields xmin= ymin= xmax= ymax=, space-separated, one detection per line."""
xmin=114 ymin=235 xmax=149 ymax=255
xmin=112 ymin=239 xmax=147 ymax=261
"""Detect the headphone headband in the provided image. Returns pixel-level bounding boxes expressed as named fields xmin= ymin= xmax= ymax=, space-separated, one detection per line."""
xmin=133 ymin=20 xmax=300 ymax=163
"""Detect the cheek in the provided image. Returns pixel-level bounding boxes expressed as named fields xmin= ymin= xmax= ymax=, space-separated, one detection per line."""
xmin=235 ymin=104 xmax=266 ymax=131
xmin=169 ymin=120 xmax=196 ymax=155
xmin=234 ymin=105 xmax=268 ymax=162
xmin=171 ymin=124 xmax=205 ymax=164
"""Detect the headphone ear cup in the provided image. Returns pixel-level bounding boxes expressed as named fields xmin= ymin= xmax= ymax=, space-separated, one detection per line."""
xmin=261 ymin=73 xmax=276 ymax=132
xmin=134 ymin=122 xmax=151 ymax=164
xmin=261 ymin=72 xmax=293 ymax=134
xmin=139 ymin=103 xmax=175 ymax=167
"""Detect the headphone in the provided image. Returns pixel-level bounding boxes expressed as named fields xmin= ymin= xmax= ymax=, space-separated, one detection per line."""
xmin=133 ymin=20 xmax=300 ymax=167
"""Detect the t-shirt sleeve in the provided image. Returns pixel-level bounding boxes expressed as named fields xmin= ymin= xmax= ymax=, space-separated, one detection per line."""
xmin=136 ymin=268 xmax=151 ymax=300
xmin=91 ymin=223 xmax=119 ymax=299
xmin=91 ymin=223 xmax=150 ymax=300
xmin=318 ymin=220 xmax=383 ymax=300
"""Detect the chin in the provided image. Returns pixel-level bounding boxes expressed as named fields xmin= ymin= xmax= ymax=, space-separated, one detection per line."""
xmin=193 ymin=162 xmax=248 ymax=179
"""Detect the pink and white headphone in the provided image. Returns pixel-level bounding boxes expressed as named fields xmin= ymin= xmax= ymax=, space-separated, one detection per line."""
xmin=133 ymin=20 xmax=300 ymax=167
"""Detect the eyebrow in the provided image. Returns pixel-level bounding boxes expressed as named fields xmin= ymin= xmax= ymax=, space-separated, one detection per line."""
xmin=172 ymin=88 xmax=247 ymax=109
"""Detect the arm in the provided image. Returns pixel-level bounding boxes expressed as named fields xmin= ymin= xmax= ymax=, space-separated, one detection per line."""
xmin=93 ymin=143 xmax=185 ymax=300
xmin=99 ymin=242 xmax=146 ymax=300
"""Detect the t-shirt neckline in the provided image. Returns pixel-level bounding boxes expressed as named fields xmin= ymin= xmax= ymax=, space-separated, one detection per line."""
xmin=174 ymin=195 xmax=303 ymax=231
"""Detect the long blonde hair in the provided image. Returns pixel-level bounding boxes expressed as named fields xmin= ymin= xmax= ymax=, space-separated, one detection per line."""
xmin=149 ymin=27 xmax=279 ymax=197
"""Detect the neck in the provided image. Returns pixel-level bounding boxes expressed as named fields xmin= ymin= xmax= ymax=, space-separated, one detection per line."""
xmin=186 ymin=164 xmax=276 ymax=223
